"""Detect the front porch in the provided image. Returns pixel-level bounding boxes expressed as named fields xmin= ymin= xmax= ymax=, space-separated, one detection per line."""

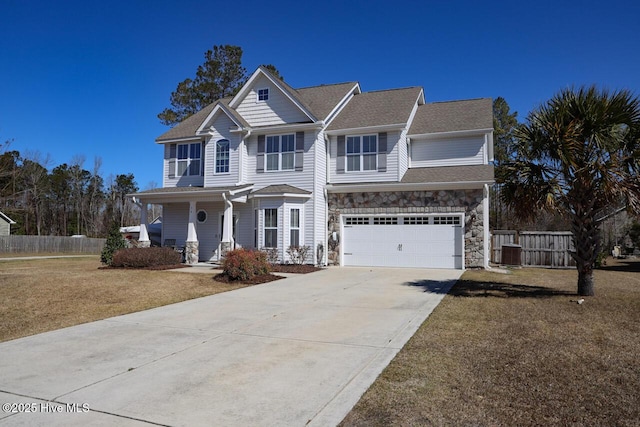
xmin=129 ymin=185 xmax=253 ymax=264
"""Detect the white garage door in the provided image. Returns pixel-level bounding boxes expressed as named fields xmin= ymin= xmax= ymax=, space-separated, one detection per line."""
xmin=342 ymin=215 xmax=463 ymax=269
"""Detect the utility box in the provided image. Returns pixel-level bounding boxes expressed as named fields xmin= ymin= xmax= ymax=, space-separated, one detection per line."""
xmin=501 ymin=244 xmax=522 ymax=266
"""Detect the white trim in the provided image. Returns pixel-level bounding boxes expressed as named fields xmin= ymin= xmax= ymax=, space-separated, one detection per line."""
xmin=195 ymin=103 xmax=244 ymax=136
xmin=196 ymin=209 xmax=208 ymax=223
xmin=265 ymin=134 xmax=296 ymax=172
xmin=345 ymin=134 xmax=378 ymax=172
xmin=250 ymin=192 xmax=312 ymax=199
xmin=213 ymin=139 xmax=230 ymax=175
xmin=156 ymin=136 xmax=201 ymax=145
xmin=229 ymin=67 xmax=317 ymax=122
xmin=483 ymin=184 xmax=490 ymax=269
xmin=323 ymin=83 xmax=361 ymax=125
xmin=407 ymin=128 xmax=494 ymax=139
xmin=257 ymin=87 xmax=269 ymax=102
xmin=325 ymin=180 xmax=492 ymax=193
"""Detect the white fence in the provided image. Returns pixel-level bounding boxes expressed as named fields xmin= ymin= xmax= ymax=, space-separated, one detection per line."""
xmin=0 ymin=236 xmax=106 ymax=254
xmin=491 ymin=230 xmax=576 ymax=268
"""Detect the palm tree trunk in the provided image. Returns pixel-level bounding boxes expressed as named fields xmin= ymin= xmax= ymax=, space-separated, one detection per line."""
xmin=570 ymin=194 xmax=599 ymax=296
xmin=577 ymin=267 xmax=595 ymax=296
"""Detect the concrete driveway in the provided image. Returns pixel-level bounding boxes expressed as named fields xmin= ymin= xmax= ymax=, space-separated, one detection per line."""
xmin=0 ymin=267 xmax=461 ymax=426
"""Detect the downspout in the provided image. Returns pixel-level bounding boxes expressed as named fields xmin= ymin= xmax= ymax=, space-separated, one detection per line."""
xmin=236 ymin=128 xmax=251 ymax=186
xmin=483 ymin=184 xmax=491 ymax=269
xmin=324 ymin=134 xmax=331 ymax=266
xmin=221 ymin=192 xmax=235 ymax=247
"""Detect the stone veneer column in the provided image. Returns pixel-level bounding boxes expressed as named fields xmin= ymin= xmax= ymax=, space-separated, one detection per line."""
xmin=185 ymin=201 xmax=199 ymax=264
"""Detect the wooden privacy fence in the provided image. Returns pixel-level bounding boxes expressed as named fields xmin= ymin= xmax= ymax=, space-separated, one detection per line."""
xmin=491 ymin=230 xmax=576 ymax=268
xmin=0 ymin=236 xmax=106 ymax=254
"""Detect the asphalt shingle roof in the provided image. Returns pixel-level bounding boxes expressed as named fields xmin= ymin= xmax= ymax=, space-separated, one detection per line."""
xmin=409 ymin=98 xmax=493 ymax=135
xmin=251 ymin=184 xmax=311 ymax=195
xmin=401 ymin=165 xmax=494 ymax=184
xmin=326 ymin=87 xmax=423 ymax=131
xmin=295 ymin=82 xmax=358 ymax=121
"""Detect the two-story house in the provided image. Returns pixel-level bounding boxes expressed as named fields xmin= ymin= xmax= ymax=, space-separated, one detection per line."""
xmin=130 ymin=66 xmax=494 ymax=269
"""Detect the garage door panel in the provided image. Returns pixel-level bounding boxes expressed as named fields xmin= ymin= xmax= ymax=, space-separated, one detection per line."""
xmin=343 ymin=217 xmax=463 ymax=269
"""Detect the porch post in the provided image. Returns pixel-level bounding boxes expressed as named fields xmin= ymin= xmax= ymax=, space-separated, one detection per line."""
xmin=221 ymin=192 xmax=234 ymax=255
xmin=185 ymin=200 xmax=199 ymax=264
xmin=138 ymin=202 xmax=150 ymax=247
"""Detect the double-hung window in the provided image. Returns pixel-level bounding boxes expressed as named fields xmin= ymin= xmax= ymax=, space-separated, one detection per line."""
xmin=215 ymin=139 xmax=229 ymax=174
xmin=177 ymin=143 xmax=201 ymax=176
xmin=290 ymin=209 xmax=300 ymax=247
xmin=264 ymin=208 xmax=278 ymax=248
xmin=346 ymin=135 xmax=377 ymax=172
xmin=266 ymin=134 xmax=295 ymax=171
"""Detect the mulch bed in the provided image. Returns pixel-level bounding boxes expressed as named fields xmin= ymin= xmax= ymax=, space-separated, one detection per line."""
xmin=213 ymin=273 xmax=283 ymax=285
xmin=269 ymin=264 xmax=323 ymax=273
xmin=213 ymin=264 xmax=323 ymax=284
xmin=99 ymin=264 xmax=188 ymax=271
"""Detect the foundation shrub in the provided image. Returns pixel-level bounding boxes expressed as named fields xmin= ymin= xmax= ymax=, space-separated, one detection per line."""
xmin=222 ymin=249 xmax=270 ymax=281
xmin=111 ymin=247 xmax=182 ymax=268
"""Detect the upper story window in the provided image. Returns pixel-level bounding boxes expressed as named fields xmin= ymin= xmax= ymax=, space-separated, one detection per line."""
xmin=177 ymin=143 xmax=201 ymax=176
xmin=266 ymin=134 xmax=295 ymax=171
xmin=346 ymin=135 xmax=377 ymax=171
xmin=257 ymin=88 xmax=269 ymax=101
xmin=215 ymin=139 xmax=230 ymax=174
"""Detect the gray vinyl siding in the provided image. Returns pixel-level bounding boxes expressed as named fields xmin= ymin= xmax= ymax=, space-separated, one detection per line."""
xmin=162 ymin=204 xmax=189 ymax=247
xmin=328 ymin=130 xmax=402 ymax=184
xmin=163 ymin=143 xmax=204 ymax=188
xmin=235 ymin=75 xmax=309 ymax=127
xmin=410 ymin=135 xmax=485 ymax=167
xmin=246 ymin=132 xmax=316 ymax=192
xmin=398 ymin=127 xmax=409 ymax=181
xmin=203 ymin=114 xmax=241 ymax=187
xmin=313 ymin=129 xmax=328 ymax=264
xmin=0 ymin=219 xmax=10 ymax=236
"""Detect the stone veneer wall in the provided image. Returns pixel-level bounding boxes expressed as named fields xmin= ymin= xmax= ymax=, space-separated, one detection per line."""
xmin=327 ymin=189 xmax=485 ymax=268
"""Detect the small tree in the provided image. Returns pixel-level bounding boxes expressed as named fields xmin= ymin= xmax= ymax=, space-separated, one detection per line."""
xmin=501 ymin=86 xmax=640 ymax=296
xmin=101 ymin=222 xmax=127 ymax=265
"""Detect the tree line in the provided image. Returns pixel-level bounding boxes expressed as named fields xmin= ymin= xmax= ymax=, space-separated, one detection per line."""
xmin=0 ymin=144 xmax=145 ymax=237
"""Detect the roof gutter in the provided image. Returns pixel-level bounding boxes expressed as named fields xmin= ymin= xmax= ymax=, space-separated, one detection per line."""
xmin=407 ymin=128 xmax=494 ymax=139
xmin=325 ymin=179 xmax=493 ymax=193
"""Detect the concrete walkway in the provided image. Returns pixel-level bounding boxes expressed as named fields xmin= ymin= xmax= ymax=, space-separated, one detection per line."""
xmin=0 ymin=267 xmax=461 ymax=426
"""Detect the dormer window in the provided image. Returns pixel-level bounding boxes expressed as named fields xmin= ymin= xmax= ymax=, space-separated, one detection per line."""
xmin=257 ymin=88 xmax=269 ymax=101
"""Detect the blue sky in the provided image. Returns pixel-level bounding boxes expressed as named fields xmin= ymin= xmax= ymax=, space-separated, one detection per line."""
xmin=1 ymin=0 xmax=639 ymax=189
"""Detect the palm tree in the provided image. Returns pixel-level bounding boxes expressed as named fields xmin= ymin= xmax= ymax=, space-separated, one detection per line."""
xmin=499 ymin=86 xmax=640 ymax=296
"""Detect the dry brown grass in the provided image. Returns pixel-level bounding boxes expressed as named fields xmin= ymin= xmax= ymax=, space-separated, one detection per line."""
xmin=341 ymin=258 xmax=640 ymax=427
xmin=0 ymin=257 xmax=253 ymax=342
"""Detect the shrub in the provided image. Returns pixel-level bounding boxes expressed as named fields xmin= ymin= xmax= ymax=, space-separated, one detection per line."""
xmin=261 ymin=247 xmax=279 ymax=264
xmin=286 ymin=245 xmax=311 ymax=265
xmin=101 ymin=222 xmax=127 ymax=265
xmin=111 ymin=247 xmax=182 ymax=268
xmin=222 ymin=249 xmax=270 ymax=281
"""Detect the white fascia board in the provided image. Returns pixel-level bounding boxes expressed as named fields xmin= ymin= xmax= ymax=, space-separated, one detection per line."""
xmin=253 ymin=122 xmax=324 ymax=134
xmin=249 ymin=193 xmax=312 ymax=199
xmin=323 ymin=83 xmax=361 ymax=125
xmin=407 ymin=128 xmax=494 ymax=140
xmin=195 ymin=103 xmax=243 ymax=135
xmin=0 ymin=212 xmax=16 ymax=224
xmin=155 ymin=136 xmax=202 ymax=145
xmin=487 ymin=130 xmax=495 ymax=162
xmin=325 ymin=123 xmax=406 ymax=136
xmin=229 ymin=68 xmax=317 ymax=123
xmin=325 ymin=179 xmax=493 ymax=193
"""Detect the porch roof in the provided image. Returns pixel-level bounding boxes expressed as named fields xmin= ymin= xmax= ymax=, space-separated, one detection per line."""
xmin=128 ymin=184 xmax=254 ymax=203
